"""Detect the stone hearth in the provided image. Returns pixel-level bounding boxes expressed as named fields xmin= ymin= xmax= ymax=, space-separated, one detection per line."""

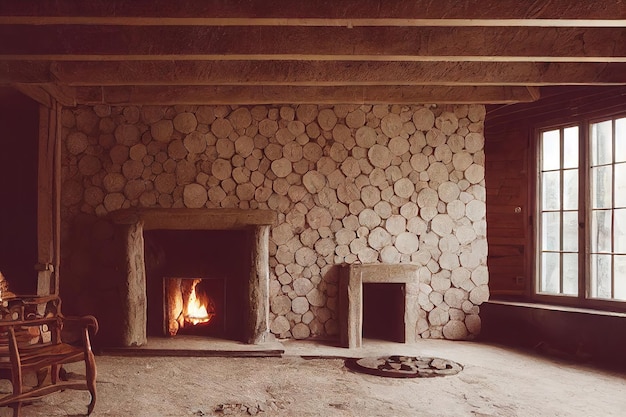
xmin=109 ymin=208 xmax=276 ymax=346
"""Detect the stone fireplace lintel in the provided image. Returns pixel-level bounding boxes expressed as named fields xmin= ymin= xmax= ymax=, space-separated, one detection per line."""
xmin=110 ymin=208 xmax=277 ymax=230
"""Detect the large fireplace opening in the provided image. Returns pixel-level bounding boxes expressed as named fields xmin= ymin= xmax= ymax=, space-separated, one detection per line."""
xmin=144 ymin=229 xmax=251 ymax=342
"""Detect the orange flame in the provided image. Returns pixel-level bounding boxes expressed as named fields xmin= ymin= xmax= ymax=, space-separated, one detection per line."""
xmin=184 ymin=279 xmax=213 ymax=325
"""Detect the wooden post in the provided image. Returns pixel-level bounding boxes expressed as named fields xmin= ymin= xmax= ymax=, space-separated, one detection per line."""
xmin=36 ymin=102 xmax=60 ymax=297
xmin=121 ymin=221 xmax=147 ymax=346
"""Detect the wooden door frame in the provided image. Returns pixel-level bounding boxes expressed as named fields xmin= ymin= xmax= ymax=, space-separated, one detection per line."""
xmin=35 ymin=101 xmax=61 ymax=296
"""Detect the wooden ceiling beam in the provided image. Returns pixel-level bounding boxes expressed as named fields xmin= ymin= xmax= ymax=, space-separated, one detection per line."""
xmin=2 ymin=17 xmax=625 ymax=28
xmin=0 ymin=26 xmax=623 ymax=61
xmin=1 ymin=2 xmax=622 ymax=106
xmin=1 ymin=0 xmax=624 ymax=22
xmin=73 ymin=85 xmax=540 ymax=105
xmin=12 ymin=84 xmax=52 ymax=108
xmin=0 ymin=61 xmax=51 ymax=83
xmin=45 ymin=61 xmax=626 ymax=86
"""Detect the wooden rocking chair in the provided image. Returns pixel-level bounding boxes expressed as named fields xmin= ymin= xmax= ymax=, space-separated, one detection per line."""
xmin=0 ymin=295 xmax=98 ymax=416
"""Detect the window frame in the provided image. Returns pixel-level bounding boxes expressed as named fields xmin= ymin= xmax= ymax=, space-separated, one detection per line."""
xmin=532 ymin=111 xmax=626 ymax=312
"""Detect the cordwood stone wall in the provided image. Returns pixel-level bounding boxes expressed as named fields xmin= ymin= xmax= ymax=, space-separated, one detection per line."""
xmin=60 ymin=103 xmax=489 ymax=341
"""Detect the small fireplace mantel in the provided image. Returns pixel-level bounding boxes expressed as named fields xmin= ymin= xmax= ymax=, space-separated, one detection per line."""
xmin=109 ymin=208 xmax=276 ymax=346
xmin=339 ymin=263 xmax=421 ymax=348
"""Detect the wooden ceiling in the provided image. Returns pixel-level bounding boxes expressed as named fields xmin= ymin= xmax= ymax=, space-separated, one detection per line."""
xmin=1 ymin=0 xmax=625 ymax=107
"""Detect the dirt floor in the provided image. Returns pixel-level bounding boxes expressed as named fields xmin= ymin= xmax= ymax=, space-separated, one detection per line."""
xmin=1 ymin=339 xmax=625 ymax=417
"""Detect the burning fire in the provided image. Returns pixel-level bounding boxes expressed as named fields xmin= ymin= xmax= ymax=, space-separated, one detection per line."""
xmin=184 ymin=279 xmax=214 ymax=325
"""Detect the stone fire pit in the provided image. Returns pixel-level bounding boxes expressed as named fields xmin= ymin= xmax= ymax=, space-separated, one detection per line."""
xmin=345 ymin=355 xmax=463 ymax=378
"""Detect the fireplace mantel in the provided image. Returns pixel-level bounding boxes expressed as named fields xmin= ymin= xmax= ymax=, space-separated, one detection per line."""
xmin=109 ymin=208 xmax=277 ymax=230
xmin=339 ymin=263 xmax=421 ymax=348
xmin=107 ymin=208 xmax=275 ymax=346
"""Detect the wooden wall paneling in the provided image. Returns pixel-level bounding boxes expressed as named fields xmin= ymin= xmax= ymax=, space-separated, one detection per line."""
xmin=485 ymin=125 xmax=530 ymax=296
xmin=486 ymin=86 xmax=626 ymax=304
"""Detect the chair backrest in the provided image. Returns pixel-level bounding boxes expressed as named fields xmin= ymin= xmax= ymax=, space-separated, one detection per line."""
xmin=0 ymin=295 xmax=62 ymax=353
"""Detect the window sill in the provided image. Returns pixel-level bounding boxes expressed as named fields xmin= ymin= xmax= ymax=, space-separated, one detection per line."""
xmin=486 ymin=300 xmax=626 ymax=318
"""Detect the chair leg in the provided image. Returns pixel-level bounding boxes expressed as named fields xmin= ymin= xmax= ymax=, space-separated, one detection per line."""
xmin=84 ymin=329 xmax=97 ymax=415
xmin=86 ymin=364 xmax=96 ymax=414
xmin=11 ymin=359 xmax=23 ymax=417
xmin=51 ymin=364 xmax=60 ymax=384
xmin=86 ymin=372 xmax=96 ymax=416
xmin=85 ymin=350 xmax=97 ymax=414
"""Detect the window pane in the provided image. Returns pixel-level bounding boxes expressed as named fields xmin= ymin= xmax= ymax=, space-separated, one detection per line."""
xmin=614 ymin=255 xmax=626 ymax=301
xmin=614 ymin=208 xmax=626 ymax=253
xmin=563 ymin=169 xmax=578 ymax=210
xmin=542 ymin=130 xmax=560 ymax=171
xmin=591 ymin=120 xmax=612 ymax=166
xmin=563 ymin=126 xmax=579 ymax=169
xmin=562 ymin=253 xmax=578 ymax=296
xmin=590 ymin=254 xmax=612 ymax=299
xmin=615 ymin=117 xmax=626 ymax=163
xmin=542 ymin=212 xmax=561 ymax=251
xmin=562 ymin=211 xmax=578 ymax=252
xmin=542 ymin=171 xmax=561 ymax=210
xmin=541 ymin=252 xmax=560 ymax=294
xmin=591 ymin=165 xmax=612 ymax=209
xmin=591 ymin=210 xmax=612 ymax=253
xmin=615 ymin=163 xmax=626 ymax=207
xmin=537 ymin=117 xmax=626 ymax=303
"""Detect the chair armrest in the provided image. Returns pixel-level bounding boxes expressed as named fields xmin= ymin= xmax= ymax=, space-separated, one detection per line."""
xmin=61 ymin=315 xmax=99 ymax=335
xmin=7 ymin=295 xmax=59 ymax=306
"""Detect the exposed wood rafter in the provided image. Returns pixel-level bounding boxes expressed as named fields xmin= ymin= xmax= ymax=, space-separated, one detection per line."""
xmin=0 ymin=0 xmax=625 ymax=105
